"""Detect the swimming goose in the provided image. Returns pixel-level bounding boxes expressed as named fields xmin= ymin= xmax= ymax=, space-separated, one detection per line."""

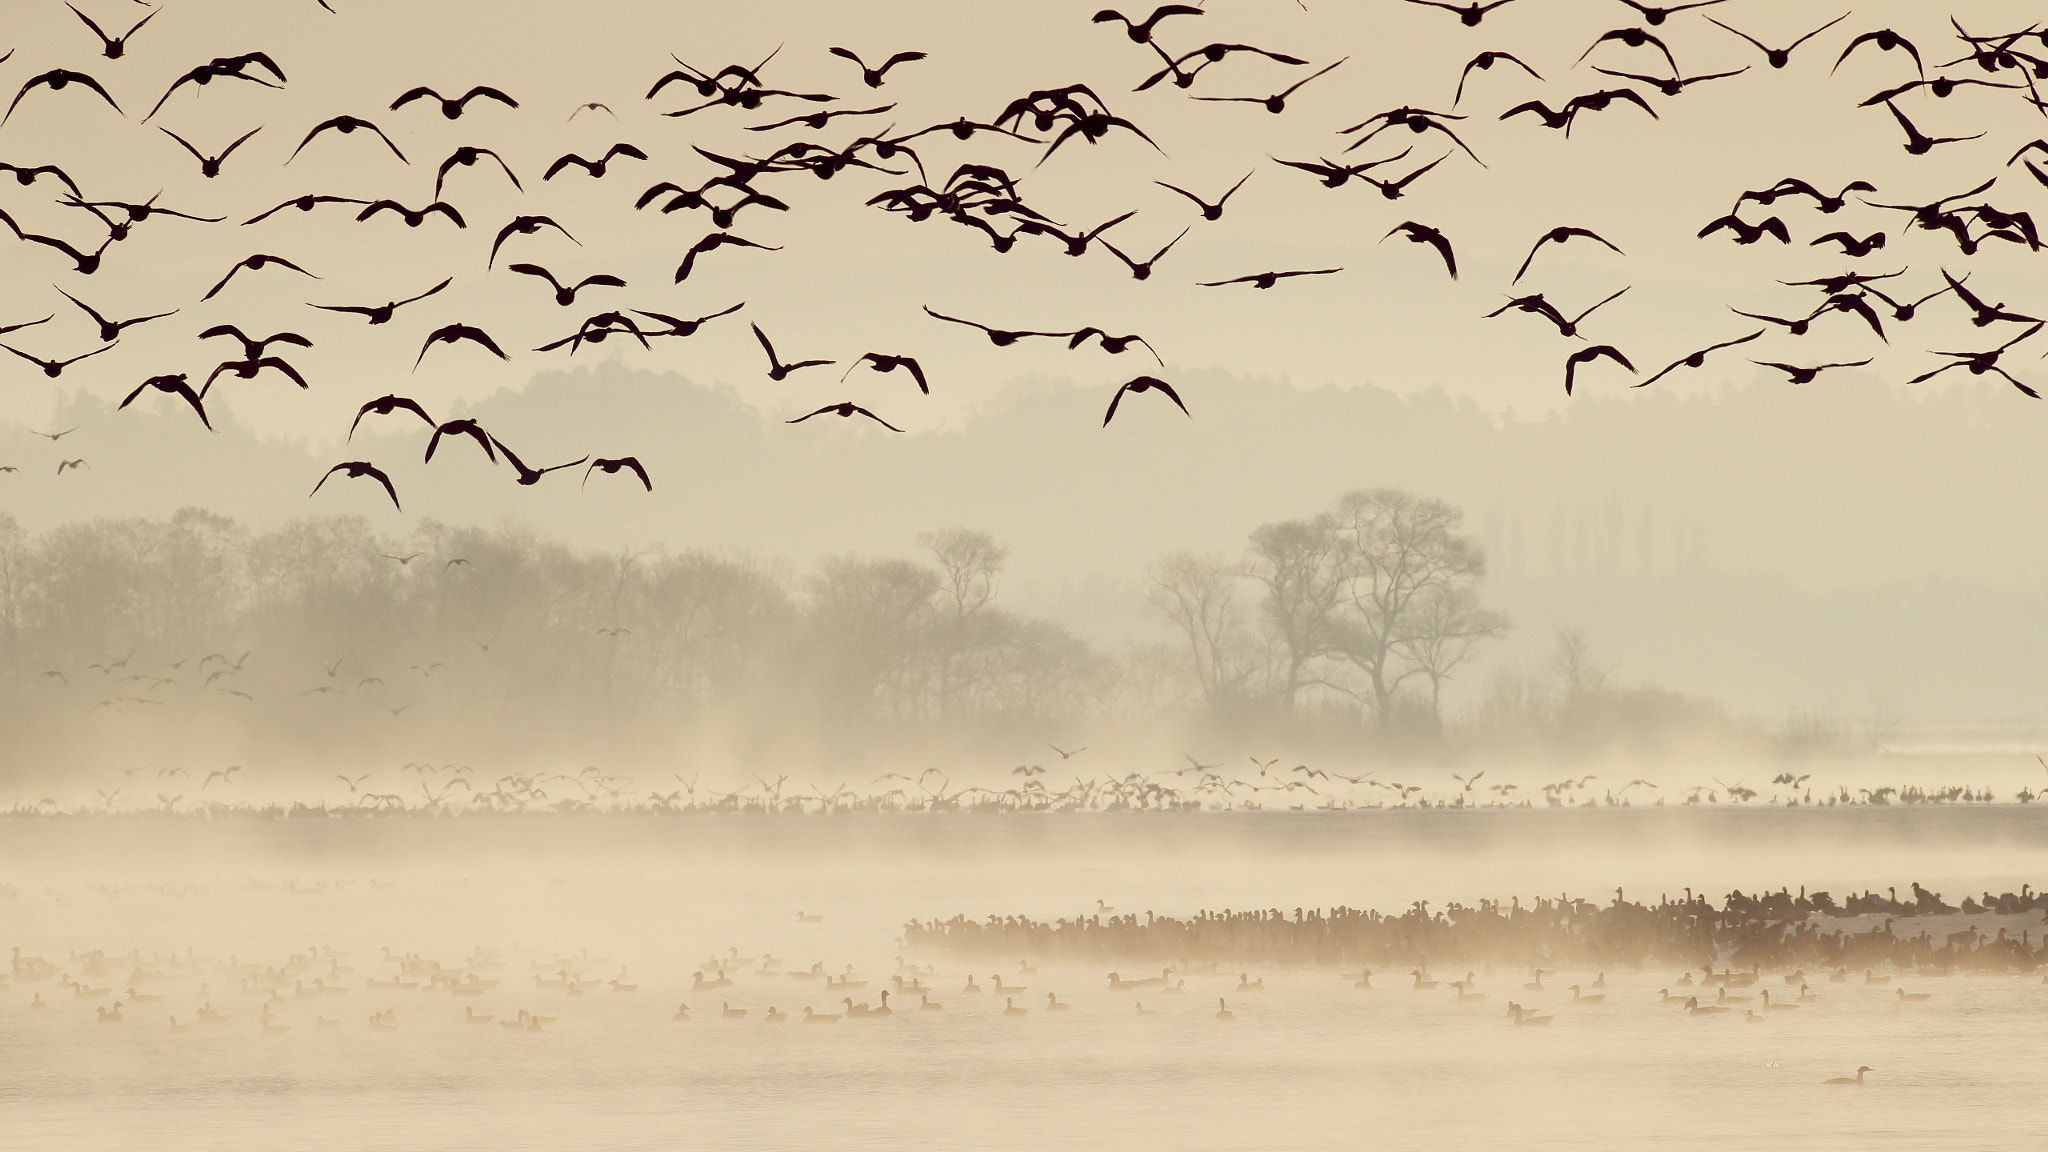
xmin=919 ymin=995 xmax=943 ymax=1012
xmin=465 ymin=1007 xmax=494 ymax=1024
xmin=964 ymin=975 xmax=983 ymax=993
xmin=991 ymin=976 xmax=1026 ymax=995
xmin=1684 ymin=996 xmax=1728 ymax=1016
xmin=1046 ymin=992 xmax=1070 ymax=1011
xmin=766 ymin=1006 xmax=787 ymax=1021
xmin=1507 ymin=1002 xmax=1552 ymax=1026
xmin=1215 ymin=998 xmax=1234 ymax=1021
xmin=671 ymin=1003 xmax=691 ymax=1022
xmin=1410 ymin=969 xmax=1437 ymax=990
xmin=1823 ymin=1066 xmax=1873 ymax=1085
xmin=1569 ymin=985 xmax=1604 ymax=1005
xmin=1761 ymin=990 xmax=1796 ymax=1011
xmin=722 ymin=1001 xmax=747 ymax=1018
xmin=168 ymin=1015 xmax=188 ymax=1032
xmin=1863 ymin=970 xmax=1890 ymax=985
xmin=1135 ymin=1001 xmax=1159 ymax=1015
xmin=1236 ymin=974 xmax=1265 ymax=992
xmin=803 ymin=1006 xmax=840 ymax=1023
xmin=872 ymin=990 xmax=894 ymax=1016
xmin=95 ymin=1002 xmax=124 ymax=1023
xmin=1896 ymin=987 xmax=1931 ymax=1002
xmin=1002 ymin=996 xmax=1027 ymax=1016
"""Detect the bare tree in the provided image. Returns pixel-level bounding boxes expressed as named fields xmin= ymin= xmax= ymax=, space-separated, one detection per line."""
xmin=1399 ymin=584 xmax=1509 ymax=727
xmin=1146 ymin=550 xmax=1252 ymax=708
xmin=919 ymin=528 xmax=1008 ymax=716
xmin=1244 ymin=515 xmax=1346 ymax=711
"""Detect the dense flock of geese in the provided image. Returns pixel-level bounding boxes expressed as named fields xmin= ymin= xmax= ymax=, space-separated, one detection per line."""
xmin=4 ymin=2 xmax=2048 ymax=511
xmin=10 ymin=884 xmax=2044 ymax=1086
xmin=4 ymin=755 xmax=2038 ymax=817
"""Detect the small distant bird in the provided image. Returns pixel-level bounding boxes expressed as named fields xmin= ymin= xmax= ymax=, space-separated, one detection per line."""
xmin=311 ymin=462 xmax=401 ymax=511
xmin=390 ymin=85 xmax=518 ymax=119
xmin=57 ymin=458 xmax=88 ymax=473
xmin=788 ymin=402 xmax=904 ymax=432
xmin=1103 ymin=376 xmax=1189 ymax=426
xmin=583 ymin=457 xmax=651 ymax=491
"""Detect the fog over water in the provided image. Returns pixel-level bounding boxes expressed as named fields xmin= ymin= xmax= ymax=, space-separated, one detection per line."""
xmin=6 ymin=0 xmax=2048 ymax=1147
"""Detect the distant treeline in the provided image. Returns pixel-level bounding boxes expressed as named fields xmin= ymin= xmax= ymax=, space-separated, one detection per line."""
xmin=0 ymin=493 xmax=1850 ymax=776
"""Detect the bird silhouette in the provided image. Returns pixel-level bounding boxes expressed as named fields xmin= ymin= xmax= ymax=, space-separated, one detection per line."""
xmin=584 ymin=457 xmax=652 ymax=491
xmin=788 ymin=402 xmax=904 ymax=431
xmin=0 ymin=161 xmax=80 ymax=197
xmin=543 ymin=143 xmax=649 ymax=180
xmin=202 ymin=254 xmax=317 ymax=302
xmin=356 ymin=200 xmax=466 ymax=229
xmin=242 ymin=194 xmax=372 ymax=225
xmin=491 ymin=437 xmax=588 ymax=486
xmin=509 ymin=264 xmax=627 ymax=306
xmin=119 ymin=374 xmax=211 ymax=429
xmin=673 ymin=232 xmax=780 ymax=283
xmin=5 ymin=69 xmax=123 ymax=126
xmin=0 ymin=341 xmax=114 ymax=378
xmin=1383 ymin=221 xmax=1458 ymax=278
xmin=1513 ymin=226 xmax=1624 ymax=282
xmin=202 ymin=356 xmax=309 ymax=397
xmin=1068 ymin=328 xmax=1164 ymax=366
xmin=348 ymin=395 xmax=435 ymax=440
xmin=1811 ymin=231 xmax=1887 ymax=257
xmin=158 ymin=126 xmax=262 ymax=179
xmin=489 ymin=216 xmax=579 ymax=268
xmin=1103 ymin=376 xmax=1189 ymax=425
xmin=752 ymin=324 xmax=834 ymax=380
xmin=1099 ymin=227 xmax=1190 ymax=281
xmin=1192 ymin=58 xmax=1346 ymax=115
xmin=1883 ymin=101 xmax=1983 ymax=155
xmin=57 ymin=290 xmax=174 ymax=342
xmin=1404 ymin=0 xmax=1520 ymax=26
xmin=1154 ymin=172 xmax=1253 ymax=221
xmin=1590 ymin=65 xmax=1749 ymax=97
xmin=1753 ymin=359 xmax=1872 ymax=385
xmin=1577 ymin=28 xmax=1681 ymax=76
xmin=434 ymin=146 xmax=522 ymax=198
xmin=289 ymin=116 xmax=409 ymax=164
xmin=1614 ymin=0 xmax=1726 ymax=25
xmin=1636 ymin=330 xmax=1764 ymax=387
xmin=1564 ymin=346 xmax=1635 ymax=395
xmin=1093 ymin=6 xmax=1204 ymax=43
xmin=424 ymin=419 xmax=496 ymax=464
xmin=0 ymin=207 xmax=114 ymax=274
xmin=1834 ymin=28 xmax=1923 ymax=78
xmin=828 ymin=46 xmax=927 ymax=87
xmin=145 ymin=54 xmax=287 ymax=121
xmin=67 ymin=3 xmax=160 ymax=59
xmin=631 ymin=302 xmax=747 ymax=337
xmin=310 ymin=277 xmax=450 ymax=324
xmin=416 ymin=325 xmax=508 ymax=368
xmin=311 ymin=462 xmax=401 ymax=511
xmin=1736 ymin=178 xmax=1875 ymax=214
xmin=1199 ymin=267 xmax=1342 ymax=289
xmin=1454 ymin=51 xmax=1542 ymax=106
xmin=923 ymin=306 xmax=1072 ymax=345
xmin=1907 ymin=322 xmax=2044 ymax=397
xmin=390 ymin=85 xmax=518 ymax=118
xmin=198 ymin=325 xmax=313 ymax=361
xmin=1707 ymin=13 xmax=1849 ymax=69
xmin=1698 ymin=215 xmax=1791 ymax=245
xmin=843 ymin=353 xmax=929 ymax=394
xmin=56 ymin=457 xmax=88 ymax=473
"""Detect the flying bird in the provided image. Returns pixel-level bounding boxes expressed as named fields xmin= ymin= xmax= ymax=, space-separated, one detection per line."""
xmin=0 ymin=207 xmax=115 ymax=274
xmin=158 ymin=126 xmax=262 ymax=179
xmin=787 ymin=402 xmax=904 ymax=432
xmin=434 ymin=146 xmax=522 ymax=198
xmin=1383 ymin=221 xmax=1457 ymax=278
xmin=356 ymin=200 xmax=466 ymax=228
xmin=415 ymin=324 xmax=508 ymax=368
xmin=1513 ymin=226 xmax=1624 ymax=282
xmin=310 ymin=277 xmax=450 ymax=324
xmin=1154 ymin=172 xmax=1253 ymax=221
xmin=752 ymin=324 xmax=834 ymax=380
xmin=1067 ymin=328 xmax=1164 ymax=366
xmin=1697 ymin=215 xmax=1791 ymax=245
xmin=198 ymin=324 xmax=313 ymax=361
xmin=488 ymin=216 xmax=579 ymax=268
xmin=57 ymin=457 xmax=88 ymax=473
xmin=0 ymin=161 xmax=81 ymax=198
xmin=1833 ymin=28 xmax=1923 ymax=79
xmin=0 ymin=341 xmax=115 ymax=378
xmin=1883 ymin=101 xmax=1983 ymax=155
xmin=1198 ymin=268 xmax=1342 ymax=289
xmin=118 ymin=374 xmax=211 ymax=429
xmin=390 ymin=85 xmax=518 ymax=119
xmin=1613 ymin=0 xmax=1727 ymax=25
xmin=1707 ymin=13 xmax=1849 ymax=69
xmin=1636 ymin=330 xmax=1764 ymax=387
xmin=583 ymin=457 xmax=652 ymax=491
xmin=287 ymin=116 xmax=409 ymax=164
xmin=1563 ymin=346 xmax=1635 ymax=396
xmin=491 ymin=437 xmax=588 ymax=486
xmin=1752 ymin=359 xmax=1872 ymax=385
xmin=349 ymin=395 xmax=435 ymax=440
xmin=828 ymin=47 xmax=928 ymax=87
xmin=1192 ymin=57 xmax=1346 ymax=115
xmin=1403 ymin=0 xmax=1520 ymax=26
xmin=424 ymin=419 xmax=496 ymax=464
xmin=5 ymin=70 xmax=123 ymax=126
xmin=631 ymin=302 xmax=746 ymax=337
xmin=922 ymin=306 xmax=1072 ymax=345
xmin=1102 ymin=376 xmax=1189 ymax=426
xmin=202 ymin=254 xmax=317 ymax=302
xmin=1907 ymin=322 xmax=2044 ymax=397
xmin=673 ymin=232 xmax=779 ymax=283
xmin=144 ymin=53 xmax=287 ymax=121
xmin=1811 ymin=231 xmax=1887 ymax=257
xmin=242 ymin=194 xmax=371 ymax=225
xmin=842 ymin=353 xmax=929 ymax=394
xmin=543 ymin=143 xmax=649 ymax=180
xmin=509 ymin=264 xmax=626 ymax=306
xmin=1098 ymin=227 xmax=1190 ymax=281
xmin=311 ymin=462 xmax=401 ymax=511
xmin=67 ymin=3 xmax=160 ymax=59
xmin=202 ymin=356 xmax=310 ymax=396
xmin=1454 ymin=51 xmax=1542 ymax=106
xmin=1093 ymin=6 xmax=1204 ymax=43
xmin=57 ymin=290 xmax=174 ymax=342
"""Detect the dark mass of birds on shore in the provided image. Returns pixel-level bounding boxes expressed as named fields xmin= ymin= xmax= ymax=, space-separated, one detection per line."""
xmin=4 ymin=2 xmax=2048 ymax=512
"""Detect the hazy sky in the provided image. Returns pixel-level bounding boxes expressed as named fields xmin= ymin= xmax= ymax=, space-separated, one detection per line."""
xmin=4 ymin=0 xmax=2047 ymax=695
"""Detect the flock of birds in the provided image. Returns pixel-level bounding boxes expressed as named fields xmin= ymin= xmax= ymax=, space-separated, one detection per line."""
xmin=7 ymin=884 xmax=2043 ymax=1090
xmin=6 ymin=748 xmax=2040 ymax=816
xmin=4 ymin=2 xmax=2048 ymax=512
